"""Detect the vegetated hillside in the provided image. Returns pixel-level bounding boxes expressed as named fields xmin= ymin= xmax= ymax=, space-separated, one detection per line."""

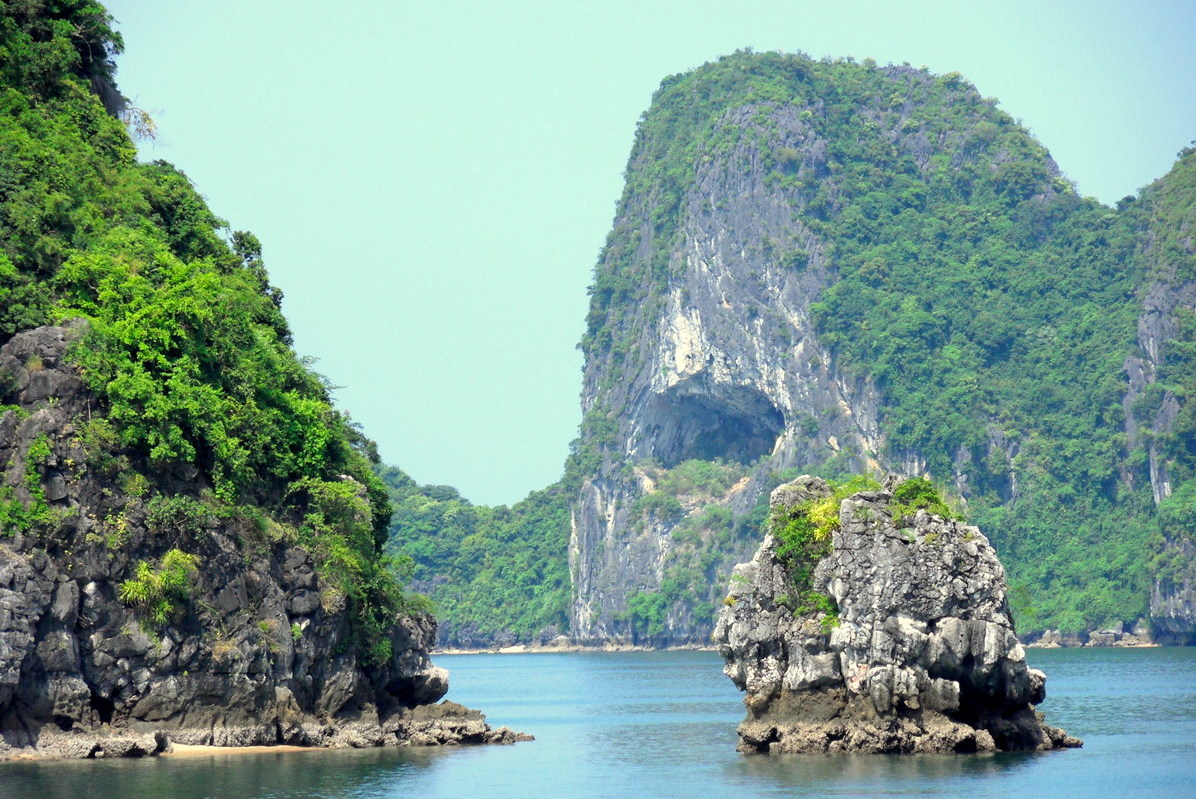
xmin=1132 ymin=151 xmax=1196 ymax=638
xmin=0 ymin=1 xmax=455 ymax=752
xmin=394 ymin=50 xmax=1196 ymax=647
xmin=378 ymin=465 xmax=574 ymax=648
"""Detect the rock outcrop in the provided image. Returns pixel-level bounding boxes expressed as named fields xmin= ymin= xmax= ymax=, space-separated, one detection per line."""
xmin=1151 ymin=539 xmax=1196 ymax=645
xmin=0 ymin=326 xmax=528 ymax=759
xmin=1027 ymin=619 xmax=1156 ymax=648
xmin=714 ymin=475 xmax=1080 ymax=754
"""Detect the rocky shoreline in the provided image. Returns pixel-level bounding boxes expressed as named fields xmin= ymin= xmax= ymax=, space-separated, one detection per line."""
xmin=433 ymin=633 xmax=1170 ymax=655
xmin=1024 ymin=621 xmax=1157 ymax=649
xmin=1 ymin=699 xmax=531 ymax=761
xmin=433 ymin=640 xmax=716 ymax=655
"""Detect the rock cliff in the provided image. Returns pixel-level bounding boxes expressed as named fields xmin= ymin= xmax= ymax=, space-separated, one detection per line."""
xmin=571 ymin=59 xmax=921 ymax=645
xmin=0 ymin=326 xmax=526 ymax=759
xmin=714 ymin=475 xmax=1080 ymax=753
xmin=1122 ymin=152 xmax=1196 ymax=644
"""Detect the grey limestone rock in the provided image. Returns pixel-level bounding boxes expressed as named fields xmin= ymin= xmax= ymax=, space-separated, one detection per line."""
xmin=713 ymin=475 xmax=1081 ymax=754
xmin=0 ymin=326 xmax=528 ymax=759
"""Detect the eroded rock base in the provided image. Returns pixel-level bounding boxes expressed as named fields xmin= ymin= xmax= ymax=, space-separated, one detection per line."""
xmin=1 ymin=700 xmax=531 ymax=760
xmin=736 ymin=690 xmax=1078 ymax=754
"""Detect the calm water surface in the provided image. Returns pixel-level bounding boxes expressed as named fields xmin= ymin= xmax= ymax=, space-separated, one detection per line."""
xmin=2 ymin=647 xmax=1193 ymax=798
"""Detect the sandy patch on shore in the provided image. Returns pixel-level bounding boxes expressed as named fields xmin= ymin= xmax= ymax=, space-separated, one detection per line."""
xmin=162 ymin=743 xmax=317 ymax=757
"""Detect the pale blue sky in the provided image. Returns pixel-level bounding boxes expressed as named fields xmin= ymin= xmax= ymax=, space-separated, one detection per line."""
xmin=104 ymin=1 xmax=1196 ymax=505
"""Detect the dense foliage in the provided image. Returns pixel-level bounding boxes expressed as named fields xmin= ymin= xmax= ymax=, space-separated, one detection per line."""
xmin=0 ymin=1 xmax=411 ymax=663
xmin=380 ymin=465 xmax=572 ymax=645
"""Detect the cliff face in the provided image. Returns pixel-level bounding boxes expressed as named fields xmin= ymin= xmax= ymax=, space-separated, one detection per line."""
xmin=1123 ymin=152 xmax=1196 ymax=642
xmin=714 ymin=476 xmax=1079 ymax=753
xmin=568 ymin=52 xmax=1196 ymax=645
xmin=569 ymin=99 xmax=884 ymax=640
xmin=0 ymin=327 xmax=524 ymax=758
xmin=572 ymin=61 xmax=951 ymax=644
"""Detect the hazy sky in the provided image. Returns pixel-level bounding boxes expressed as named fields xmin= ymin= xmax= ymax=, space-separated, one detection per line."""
xmin=103 ymin=1 xmax=1196 ymax=505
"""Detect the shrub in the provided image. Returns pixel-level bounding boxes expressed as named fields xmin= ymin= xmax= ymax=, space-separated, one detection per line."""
xmin=144 ymin=494 xmax=213 ymax=536
xmin=117 ymin=548 xmax=199 ymax=626
xmin=891 ymin=476 xmax=958 ymax=525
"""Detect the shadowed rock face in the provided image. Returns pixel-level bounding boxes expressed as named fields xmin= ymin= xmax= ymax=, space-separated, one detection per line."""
xmin=642 ymin=382 xmax=784 ymax=468
xmin=1151 ymin=538 xmax=1196 ymax=645
xmin=714 ymin=476 xmax=1081 ymax=754
xmin=0 ymin=326 xmax=529 ymax=759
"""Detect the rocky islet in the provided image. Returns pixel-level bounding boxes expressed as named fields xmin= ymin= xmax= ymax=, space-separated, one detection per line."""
xmin=715 ymin=475 xmax=1081 ymax=753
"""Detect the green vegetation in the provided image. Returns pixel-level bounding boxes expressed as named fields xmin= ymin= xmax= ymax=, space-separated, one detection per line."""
xmin=650 ymin=458 xmax=744 ymax=496
xmin=0 ymin=430 xmax=63 ymax=535
xmin=0 ymin=1 xmax=413 ymax=660
xmin=891 ymin=477 xmax=959 ymax=526
xmin=381 ymin=466 xmax=572 ymax=645
xmin=117 ymin=548 xmax=198 ymax=626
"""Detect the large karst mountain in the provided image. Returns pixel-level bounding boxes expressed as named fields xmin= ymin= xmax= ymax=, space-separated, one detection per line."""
xmin=391 ymin=51 xmax=1196 ymax=647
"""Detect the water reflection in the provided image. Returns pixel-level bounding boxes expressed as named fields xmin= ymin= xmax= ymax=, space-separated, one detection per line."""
xmin=731 ymin=750 xmax=1039 ymax=795
xmin=0 ymin=744 xmax=453 ymax=799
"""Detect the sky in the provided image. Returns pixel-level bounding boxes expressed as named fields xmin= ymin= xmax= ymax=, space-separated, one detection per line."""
xmin=102 ymin=0 xmax=1196 ymax=505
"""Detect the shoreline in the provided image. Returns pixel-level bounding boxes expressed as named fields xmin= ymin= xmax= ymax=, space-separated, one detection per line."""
xmin=433 ymin=643 xmax=717 ymax=655
xmin=1025 ymin=640 xmax=1160 ymax=649
xmin=435 ymin=640 xmax=1175 ymax=655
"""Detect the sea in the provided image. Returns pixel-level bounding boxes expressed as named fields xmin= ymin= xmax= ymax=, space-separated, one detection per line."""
xmin=2 ymin=647 xmax=1194 ymax=798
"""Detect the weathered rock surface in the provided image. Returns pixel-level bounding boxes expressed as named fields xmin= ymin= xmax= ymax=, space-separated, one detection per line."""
xmin=1119 ymin=157 xmax=1196 ymax=643
xmin=713 ymin=475 xmax=1080 ymax=754
xmin=0 ymin=326 xmax=529 ymax=759
xmin=1151 ymin=540 xmax=1196 ymax=646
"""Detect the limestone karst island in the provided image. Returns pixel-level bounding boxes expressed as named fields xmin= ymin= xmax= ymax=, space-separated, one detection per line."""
xmin=716 ymin=475 xmax=1080 ymax=753
xmin=0 ymin=0 xmax=1194 ymax=770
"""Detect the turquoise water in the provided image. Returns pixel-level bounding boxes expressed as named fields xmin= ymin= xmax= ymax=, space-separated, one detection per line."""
xmin=2 ymin=647 xmax=1194 ymax=797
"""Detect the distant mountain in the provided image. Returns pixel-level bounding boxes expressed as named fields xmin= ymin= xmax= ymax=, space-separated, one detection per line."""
xmin=390 ymin=52 xmax=1196 ymax=646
